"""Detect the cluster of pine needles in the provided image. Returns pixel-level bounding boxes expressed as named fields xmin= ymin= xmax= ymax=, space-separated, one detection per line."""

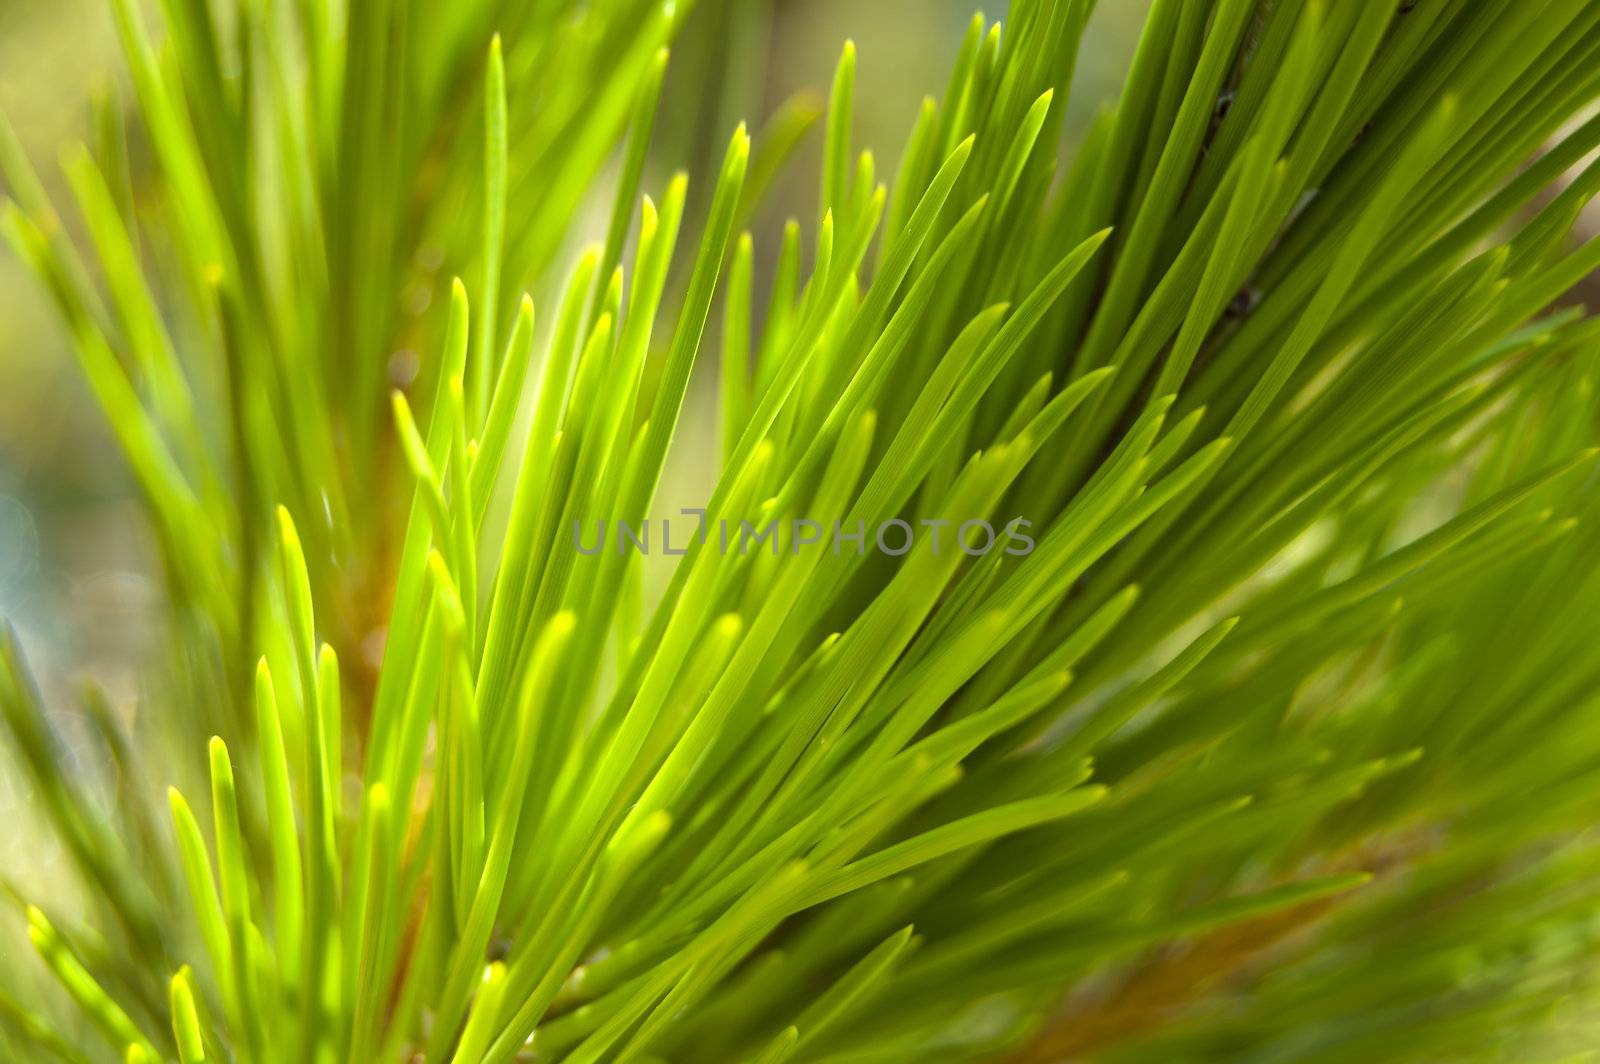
xmin=5 ymin=0 xmax=1600 ymax=1060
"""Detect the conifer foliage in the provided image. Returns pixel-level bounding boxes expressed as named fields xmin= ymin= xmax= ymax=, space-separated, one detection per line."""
xmin=4 ymin=0 xmax=1600 ymax=1060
